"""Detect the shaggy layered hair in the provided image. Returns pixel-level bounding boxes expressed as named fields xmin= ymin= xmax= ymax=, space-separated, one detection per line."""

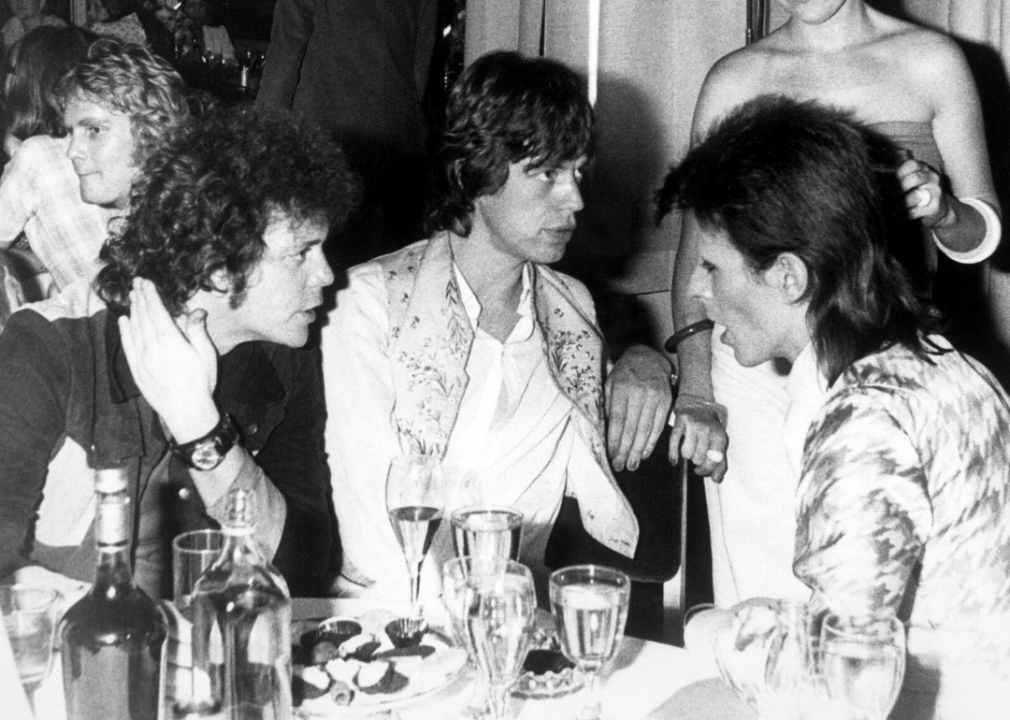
xmin=425 ymin=50 xmax=594 ymax=237
xmin=657 ymin=94 xmax=942 ymax=384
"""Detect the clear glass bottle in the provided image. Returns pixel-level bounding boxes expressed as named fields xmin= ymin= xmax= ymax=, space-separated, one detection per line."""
xmin=60 ymin=467 xmax=168 ymax=720
xmin=189 ymin=488 xmax=292 ymax=720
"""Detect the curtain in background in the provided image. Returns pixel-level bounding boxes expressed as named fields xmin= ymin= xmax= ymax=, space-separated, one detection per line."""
xmin=903 ymin=0 xmax=1010 ymax=60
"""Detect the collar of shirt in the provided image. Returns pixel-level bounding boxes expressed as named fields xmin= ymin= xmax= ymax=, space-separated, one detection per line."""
xmin=452 ymin=261 xmax=535 ymax=344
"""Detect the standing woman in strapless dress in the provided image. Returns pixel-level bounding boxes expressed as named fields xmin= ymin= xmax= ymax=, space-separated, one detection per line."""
xmin=668 ymin=0 xmax=1002 ymax=609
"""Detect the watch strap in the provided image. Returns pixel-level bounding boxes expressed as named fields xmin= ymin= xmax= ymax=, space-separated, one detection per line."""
xmin=169 ymin=413 xmax=240 ymax=471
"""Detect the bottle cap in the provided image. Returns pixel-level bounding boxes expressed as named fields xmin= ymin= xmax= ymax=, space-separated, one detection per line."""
xmin=95 ymin=467 xmax=129 ymax=494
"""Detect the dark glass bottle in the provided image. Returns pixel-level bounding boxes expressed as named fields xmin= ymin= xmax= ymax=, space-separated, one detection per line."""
xmin=190 ymin=488 xmax=292 ymax=720
xmin=60 ymin=468 xmax=168 ymax=720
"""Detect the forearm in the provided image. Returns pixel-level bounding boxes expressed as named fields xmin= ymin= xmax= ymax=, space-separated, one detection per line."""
xmin=931 ymin=196 xmax=1001 ymax=261
xmin=197 ymin=447 xmax=287 ymax=557
xmin=672 ymin=220 xmax=715 ymax=400
xmin=325 ymin=267 xmax=405 ymax=588
xmin=0 ymin=313 xmax=70 ymax=578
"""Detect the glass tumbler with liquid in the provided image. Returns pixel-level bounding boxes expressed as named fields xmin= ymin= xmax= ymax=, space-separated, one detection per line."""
xmin=451 ymin=506 xmax=523 ymax=563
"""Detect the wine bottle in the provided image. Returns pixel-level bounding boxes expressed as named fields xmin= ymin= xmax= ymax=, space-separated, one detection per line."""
xmin=60 ymin=467 xmax=168 ymax=720
xmin=189 ymin=488 xmax=292 ymax=720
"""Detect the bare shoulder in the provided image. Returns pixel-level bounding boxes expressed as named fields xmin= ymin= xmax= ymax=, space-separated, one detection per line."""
xmin=877 ymin=18 xmax=969 ymax=78
xmin=694 ymin=43 xmax=776 ymax=134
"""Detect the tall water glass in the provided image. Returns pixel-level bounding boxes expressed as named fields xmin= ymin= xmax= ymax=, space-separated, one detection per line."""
xmin=549 ymin=565 xmax=630 ymax=720
xmin=821 ymin=613 xmax=906 ymax=720
xmin=0 ymin=585 xmax=60 ymax=713
xmin=168 ymin=529 xmax=226 ymax=716
xmin=442 ymin=556 xmax=489 ymax=719
xmin=386 ymin=456 xmax=446 ymax=617
xmin=451 ymin=506 xmax=523 ymax=562
xmin=173 ymin=529 xmax=227 ymax=613
xmin=462 ymin=558 xmax=536 ymax=720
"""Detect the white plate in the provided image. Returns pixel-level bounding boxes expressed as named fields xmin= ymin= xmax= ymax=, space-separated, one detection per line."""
xmin=293 ymin=615 xmax=469 ymax=717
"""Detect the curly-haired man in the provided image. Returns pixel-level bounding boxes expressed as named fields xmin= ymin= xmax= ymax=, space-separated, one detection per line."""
xmin=0 ymin=104 xmax=359 ymax=600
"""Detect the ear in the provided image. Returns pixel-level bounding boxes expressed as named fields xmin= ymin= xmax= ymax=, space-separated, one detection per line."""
xmin=765 ymin=252 xmax=809 ymax=303
xmin=208 ymin=268 xmax=232 ymax=295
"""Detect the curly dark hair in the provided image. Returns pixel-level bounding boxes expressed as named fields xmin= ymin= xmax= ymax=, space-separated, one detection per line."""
xmin=96 ymin=105 xmax=361 ymax=316
xmin=1 ymin=26 xmax=91 ymax=143
xmin=425 ymin=50 xmax=594 ymax=237
xmin=657 ymin=95 xmax=942 ymax=385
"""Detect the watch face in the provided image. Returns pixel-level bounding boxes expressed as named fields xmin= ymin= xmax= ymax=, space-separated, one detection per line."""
xmin=191 ymin=438 xmax=224 ymax=471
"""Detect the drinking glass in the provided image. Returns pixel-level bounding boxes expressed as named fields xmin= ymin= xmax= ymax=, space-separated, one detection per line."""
xmin=172 ymin=529 xmax=226 ymax=614
xmin=451 ymin=506 xmax=523 ymax=562
xmin=442 ymin=556 xmax=489 ymax=719
xmin=460 ymin=558 xmax=536 ymax=720
xmin=0 ymin=585 xmax=60 ymax=712
xmin=386 ymin=456 xmax=446 ymax=617
xmin=549 ymin=565 xmax=630 ymax=720
xmin=821 ymin=613 xmax=906 ymax=720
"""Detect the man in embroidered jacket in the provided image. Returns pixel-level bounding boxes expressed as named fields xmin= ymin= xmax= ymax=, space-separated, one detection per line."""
xmin=324 ymin=51 xmax=674 ymax=600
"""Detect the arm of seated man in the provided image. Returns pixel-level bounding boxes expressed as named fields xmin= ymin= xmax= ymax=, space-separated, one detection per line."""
xmin=605 ymin=344 xmax=673 ymax=472
xmin=117 ymin=279 xmax=332 ymax=589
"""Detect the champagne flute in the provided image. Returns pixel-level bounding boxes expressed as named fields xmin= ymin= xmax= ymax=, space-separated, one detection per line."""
xmin=462 ymin=558 xmax=536 ymax=720
xmin=0 ymin=585 xmax=60 ymax=714
xmin=821 ymin=613 xmax=906 ymax=720
xmin=451 ymin=505 xmax=523 ymax=562
xmin=549 ymin=565 xmax=630 ymax=720
xmin=386 ymin=455 xmax=446 ymax=618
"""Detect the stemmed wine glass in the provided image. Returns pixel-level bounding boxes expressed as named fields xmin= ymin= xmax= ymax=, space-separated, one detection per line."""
xmin=820 ymin=613 xmax=906 ymax=720
xmin=458 ymin=558 xmax=536 ymax=720
xmin=386 ymin=455 xmax=446 ymax=618
xmin=549 ymin=565 xmax=630 ymax=720
xmin=0 ymin=585 xmax=60 ymax=715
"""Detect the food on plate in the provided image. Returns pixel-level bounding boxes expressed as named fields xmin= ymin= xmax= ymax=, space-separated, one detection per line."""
xmin=291 ymin=615 xmax=467 ymax=713
xmin=356 ymin=660 xmax=409 ymax=694
xmin=385 ymin=617 xmax=427 ymax=648
xmin=338 ymin=632 xmax=381 ymax=661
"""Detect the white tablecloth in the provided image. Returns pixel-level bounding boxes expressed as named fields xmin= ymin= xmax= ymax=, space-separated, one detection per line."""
xmin=29 ymin=597 xmax=752 ymax=720
xmin=294 ymin=598 xmax=748 ymax=720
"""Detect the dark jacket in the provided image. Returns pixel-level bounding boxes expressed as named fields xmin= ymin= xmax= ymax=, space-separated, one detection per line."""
xmin=0 ymin=304 xmax=338 ymax=597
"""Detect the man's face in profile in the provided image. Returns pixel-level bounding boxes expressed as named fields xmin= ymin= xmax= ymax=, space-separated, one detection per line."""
xmin=214 ymin=211 xmax=335 ymax=350
xmin=64 ymin=95 xmax=140 ymax=210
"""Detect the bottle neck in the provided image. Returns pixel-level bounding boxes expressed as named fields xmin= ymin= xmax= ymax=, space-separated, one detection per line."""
xmin=92 ymin=489 xmax=136 ymax=595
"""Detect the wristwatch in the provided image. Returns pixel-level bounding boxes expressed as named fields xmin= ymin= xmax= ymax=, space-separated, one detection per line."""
xmin=170 ymin=414 xmax=240 ymax=471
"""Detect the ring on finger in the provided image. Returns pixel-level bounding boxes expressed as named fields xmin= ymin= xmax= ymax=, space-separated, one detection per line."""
xmin=915 ymin=187 xmax=930 ymax=208
xmin=706 ymin=449 xmax=725 ymax=463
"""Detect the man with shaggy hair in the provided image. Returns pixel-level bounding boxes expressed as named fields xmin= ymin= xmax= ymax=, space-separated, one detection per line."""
xmin=324 ymin=51 xmax=672 ymax=601
xmin=0 ymin=105 xmax=359 ymax=599
xmin=0 ymin=38 xmax=190 ymax=297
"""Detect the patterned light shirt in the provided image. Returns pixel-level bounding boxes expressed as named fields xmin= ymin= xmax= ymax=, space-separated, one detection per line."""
xmin=718 ymin=337 xmax=1010 ymax=718
xmin=0 ymin=135 xmax=117 ymax=290
xmin=795 ymin=335 xmax=1010 ymax=693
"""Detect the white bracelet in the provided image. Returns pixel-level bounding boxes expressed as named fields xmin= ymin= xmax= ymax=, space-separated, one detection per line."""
xmin=933 ymin=196 xmax=1001 ymax=264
